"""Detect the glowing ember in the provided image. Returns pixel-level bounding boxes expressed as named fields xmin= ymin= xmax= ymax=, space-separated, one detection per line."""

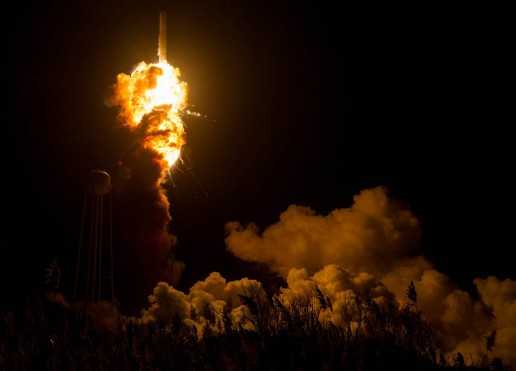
xmin=108 ymin=60 xmax=188 ymax=170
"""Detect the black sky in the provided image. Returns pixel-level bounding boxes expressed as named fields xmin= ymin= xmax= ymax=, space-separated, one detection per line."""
xmin=2 ymin=1 xmax=514 ymax=315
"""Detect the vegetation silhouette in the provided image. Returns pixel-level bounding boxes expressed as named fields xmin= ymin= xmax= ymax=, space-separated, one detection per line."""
xmin=1 ymin=280 xmax=510 ymax=370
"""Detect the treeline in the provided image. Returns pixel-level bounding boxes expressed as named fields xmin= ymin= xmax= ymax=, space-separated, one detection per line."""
xmin=0 ymin=285 xmax=510 ymax=371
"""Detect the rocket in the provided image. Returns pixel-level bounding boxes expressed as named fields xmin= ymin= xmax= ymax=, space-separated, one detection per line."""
xmin=159 ymin=11 xmax=167 ymax=63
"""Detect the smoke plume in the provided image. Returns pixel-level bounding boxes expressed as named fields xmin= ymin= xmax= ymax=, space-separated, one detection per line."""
xmin=221 ymin=185 xmax=516 ymax=367
xmin=135 ymin=185 xmax=515 ymax=367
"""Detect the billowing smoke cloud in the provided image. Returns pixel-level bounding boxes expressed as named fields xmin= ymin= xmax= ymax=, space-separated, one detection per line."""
xmin=218 ymin=186 xmax=516 ymax=367
xmin=225 ymin=185 xmax=422 ymax=278
xmin=110 ymin=139 xmax=183 ymax=316
xmin=110 ymin=182 xmax=515 ymax=367
xmin=107 ymin=71 xmax=187 ymax=315
xmin=139 ymin=273 xmax=264 ymax=337
xmin=473 ymin=276 xmax=516 ymax=366
xmin=101 ymin=134 xmax=515 ymax=369
xmin=100 ymin=46 xmax=193 ymax=316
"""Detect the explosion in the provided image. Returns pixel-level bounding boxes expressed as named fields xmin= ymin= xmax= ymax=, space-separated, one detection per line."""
xmin=105 ymin=59 xmax=189 ymax=313
xmin=103 ymin=13 xmax=191 ymax=314
xmin=108 ymin=59 xmax=188 ymax=176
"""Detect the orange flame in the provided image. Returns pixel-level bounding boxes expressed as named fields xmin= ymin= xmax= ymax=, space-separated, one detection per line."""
xmin=109 ymin=60 xmax=188 ymax=171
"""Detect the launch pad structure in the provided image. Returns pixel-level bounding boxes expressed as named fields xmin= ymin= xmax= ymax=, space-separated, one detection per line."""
xmin=71 ymin=12 xmax=170 ymax=319
xmin=73 ymin=170 xmax=115 ymax=308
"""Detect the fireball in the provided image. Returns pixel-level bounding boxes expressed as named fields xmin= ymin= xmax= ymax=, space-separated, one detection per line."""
xmin=108 ymin=60 xmax=189 ymax=170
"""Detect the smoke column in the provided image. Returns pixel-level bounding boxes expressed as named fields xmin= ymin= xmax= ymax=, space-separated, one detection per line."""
xmin=106 ymin=11 xmax=189 ymax=315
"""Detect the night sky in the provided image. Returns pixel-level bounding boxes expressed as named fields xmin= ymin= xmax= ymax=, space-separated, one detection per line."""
xmin=3 ymin=0 xmax=514 ymax=328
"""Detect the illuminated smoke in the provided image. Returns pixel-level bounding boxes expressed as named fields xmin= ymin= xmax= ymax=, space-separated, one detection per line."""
xmin=103 ymin=73 xmax=516 ymax=367
xmin=101 ymin=21 xmax=514 ymax=367
xmin=221 ymin=185 xmax=516 ymax=367
xmin=107 ymin=60 xmax=188 ymax=173
xmin=135 ymin=185 xmax=515 ymax=367
xmin=106 ymin=58 xmax=189 ymax=315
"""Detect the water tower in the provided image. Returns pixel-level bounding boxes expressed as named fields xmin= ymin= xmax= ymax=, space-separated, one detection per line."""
xmin=73 ymin=170 xmax=114 ymax=305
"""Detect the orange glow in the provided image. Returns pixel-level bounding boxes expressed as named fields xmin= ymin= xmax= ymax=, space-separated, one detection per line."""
xmin=109 ymin=60 xmax=188 ymax=171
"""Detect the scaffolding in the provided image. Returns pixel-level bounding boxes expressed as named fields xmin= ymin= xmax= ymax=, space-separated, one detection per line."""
xmin=73 ymin=170 xmax=114 ymax=305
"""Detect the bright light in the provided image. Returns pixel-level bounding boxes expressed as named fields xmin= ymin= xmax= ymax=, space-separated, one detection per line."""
xmin=109 ymin=60 xmax=189 ymax=170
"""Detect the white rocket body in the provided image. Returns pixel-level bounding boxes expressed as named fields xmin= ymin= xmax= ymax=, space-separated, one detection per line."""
xmin=159 ymin=11 xmax=167 ymax=62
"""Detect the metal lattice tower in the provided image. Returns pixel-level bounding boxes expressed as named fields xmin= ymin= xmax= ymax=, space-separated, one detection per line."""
xmin=73 ymin=170 xmax=114 ymax=305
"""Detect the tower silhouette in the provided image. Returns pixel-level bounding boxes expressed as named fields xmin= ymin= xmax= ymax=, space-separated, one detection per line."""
xmin=73 ymin=170 xmax=115 ymax=306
